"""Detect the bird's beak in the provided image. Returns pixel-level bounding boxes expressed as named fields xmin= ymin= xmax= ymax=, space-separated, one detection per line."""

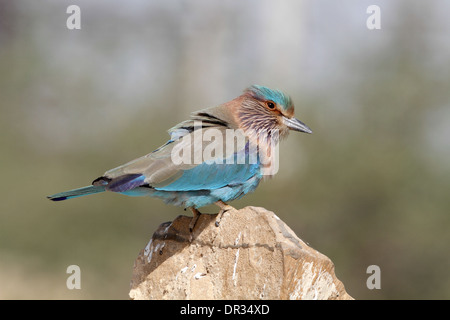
xmin=283 ymin=117 xmax=312 ymax=134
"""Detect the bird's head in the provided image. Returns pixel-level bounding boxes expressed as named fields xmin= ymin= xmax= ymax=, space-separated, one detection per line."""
xmin=237 ymin=85 xmax=312 ymax=140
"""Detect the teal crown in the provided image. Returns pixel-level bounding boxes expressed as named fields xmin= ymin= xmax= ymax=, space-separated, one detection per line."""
xmin=247 ymin=85 xmax=293 ymax=112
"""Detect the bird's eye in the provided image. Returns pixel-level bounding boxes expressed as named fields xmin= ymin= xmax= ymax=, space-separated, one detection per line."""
xmin=267 ymin=101 xmax=275 ymax=109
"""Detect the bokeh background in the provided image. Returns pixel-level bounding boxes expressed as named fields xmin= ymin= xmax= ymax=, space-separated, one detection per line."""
xmin=1 ymin=0 xmax=449 ymax=299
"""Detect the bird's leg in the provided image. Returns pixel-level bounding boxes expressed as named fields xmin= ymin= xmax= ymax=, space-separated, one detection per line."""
xmin=189 ymin=207 xmax=202 ymax=234
xmin=214 ymin=200 xmax=235 ymax=227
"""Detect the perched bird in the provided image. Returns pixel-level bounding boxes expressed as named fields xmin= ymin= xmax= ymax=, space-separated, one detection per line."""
xmin=48 ymin=85 xmax=312 ymax=232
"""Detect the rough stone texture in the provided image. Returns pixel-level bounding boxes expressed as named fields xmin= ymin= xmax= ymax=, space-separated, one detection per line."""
xmin=129 ymin=206 xmax=353 ymax=300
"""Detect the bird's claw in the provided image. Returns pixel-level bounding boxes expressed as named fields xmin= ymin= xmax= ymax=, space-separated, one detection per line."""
xmin=214 ymin=201 xmax=234 ymax=227
xmin=188 ymin=208 xmax=202 ymax=241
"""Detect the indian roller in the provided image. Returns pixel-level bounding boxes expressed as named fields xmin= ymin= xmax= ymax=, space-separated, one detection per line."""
xmin=48 ymin=85 xmax=312 ymax=232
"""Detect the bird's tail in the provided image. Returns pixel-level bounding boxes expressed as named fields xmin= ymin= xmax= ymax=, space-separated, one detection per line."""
xmin=47 ymin=185 xmax=106 ymax=201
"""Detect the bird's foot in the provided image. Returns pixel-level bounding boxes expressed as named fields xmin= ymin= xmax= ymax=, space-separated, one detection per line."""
xmin=188 ymin=207 xmax=202 ymax=241
xmin=214 ymin=201 xmax=235 ymax=227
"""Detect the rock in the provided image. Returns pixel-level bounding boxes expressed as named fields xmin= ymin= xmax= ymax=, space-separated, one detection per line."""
xmin=129 ymin=206 xmax=353 ymax=300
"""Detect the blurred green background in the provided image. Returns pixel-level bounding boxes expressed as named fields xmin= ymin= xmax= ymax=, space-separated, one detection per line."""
xmin=1 ymin=0 xmax=449 ymax=299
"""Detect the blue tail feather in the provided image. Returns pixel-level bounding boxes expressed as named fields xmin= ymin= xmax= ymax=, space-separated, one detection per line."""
xmin=47 ymin=185 xmax=106 ymax=201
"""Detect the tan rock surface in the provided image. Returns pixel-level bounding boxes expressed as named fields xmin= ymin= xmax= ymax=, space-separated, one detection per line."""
xmin=129 ymin=206 xmax=353 ymax=300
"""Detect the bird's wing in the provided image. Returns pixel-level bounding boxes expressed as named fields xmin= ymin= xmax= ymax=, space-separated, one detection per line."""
xmin=101 ymin=125 xmax=259 ymax=192
xmin=103 ymin=138 xmax=194 ymax=187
